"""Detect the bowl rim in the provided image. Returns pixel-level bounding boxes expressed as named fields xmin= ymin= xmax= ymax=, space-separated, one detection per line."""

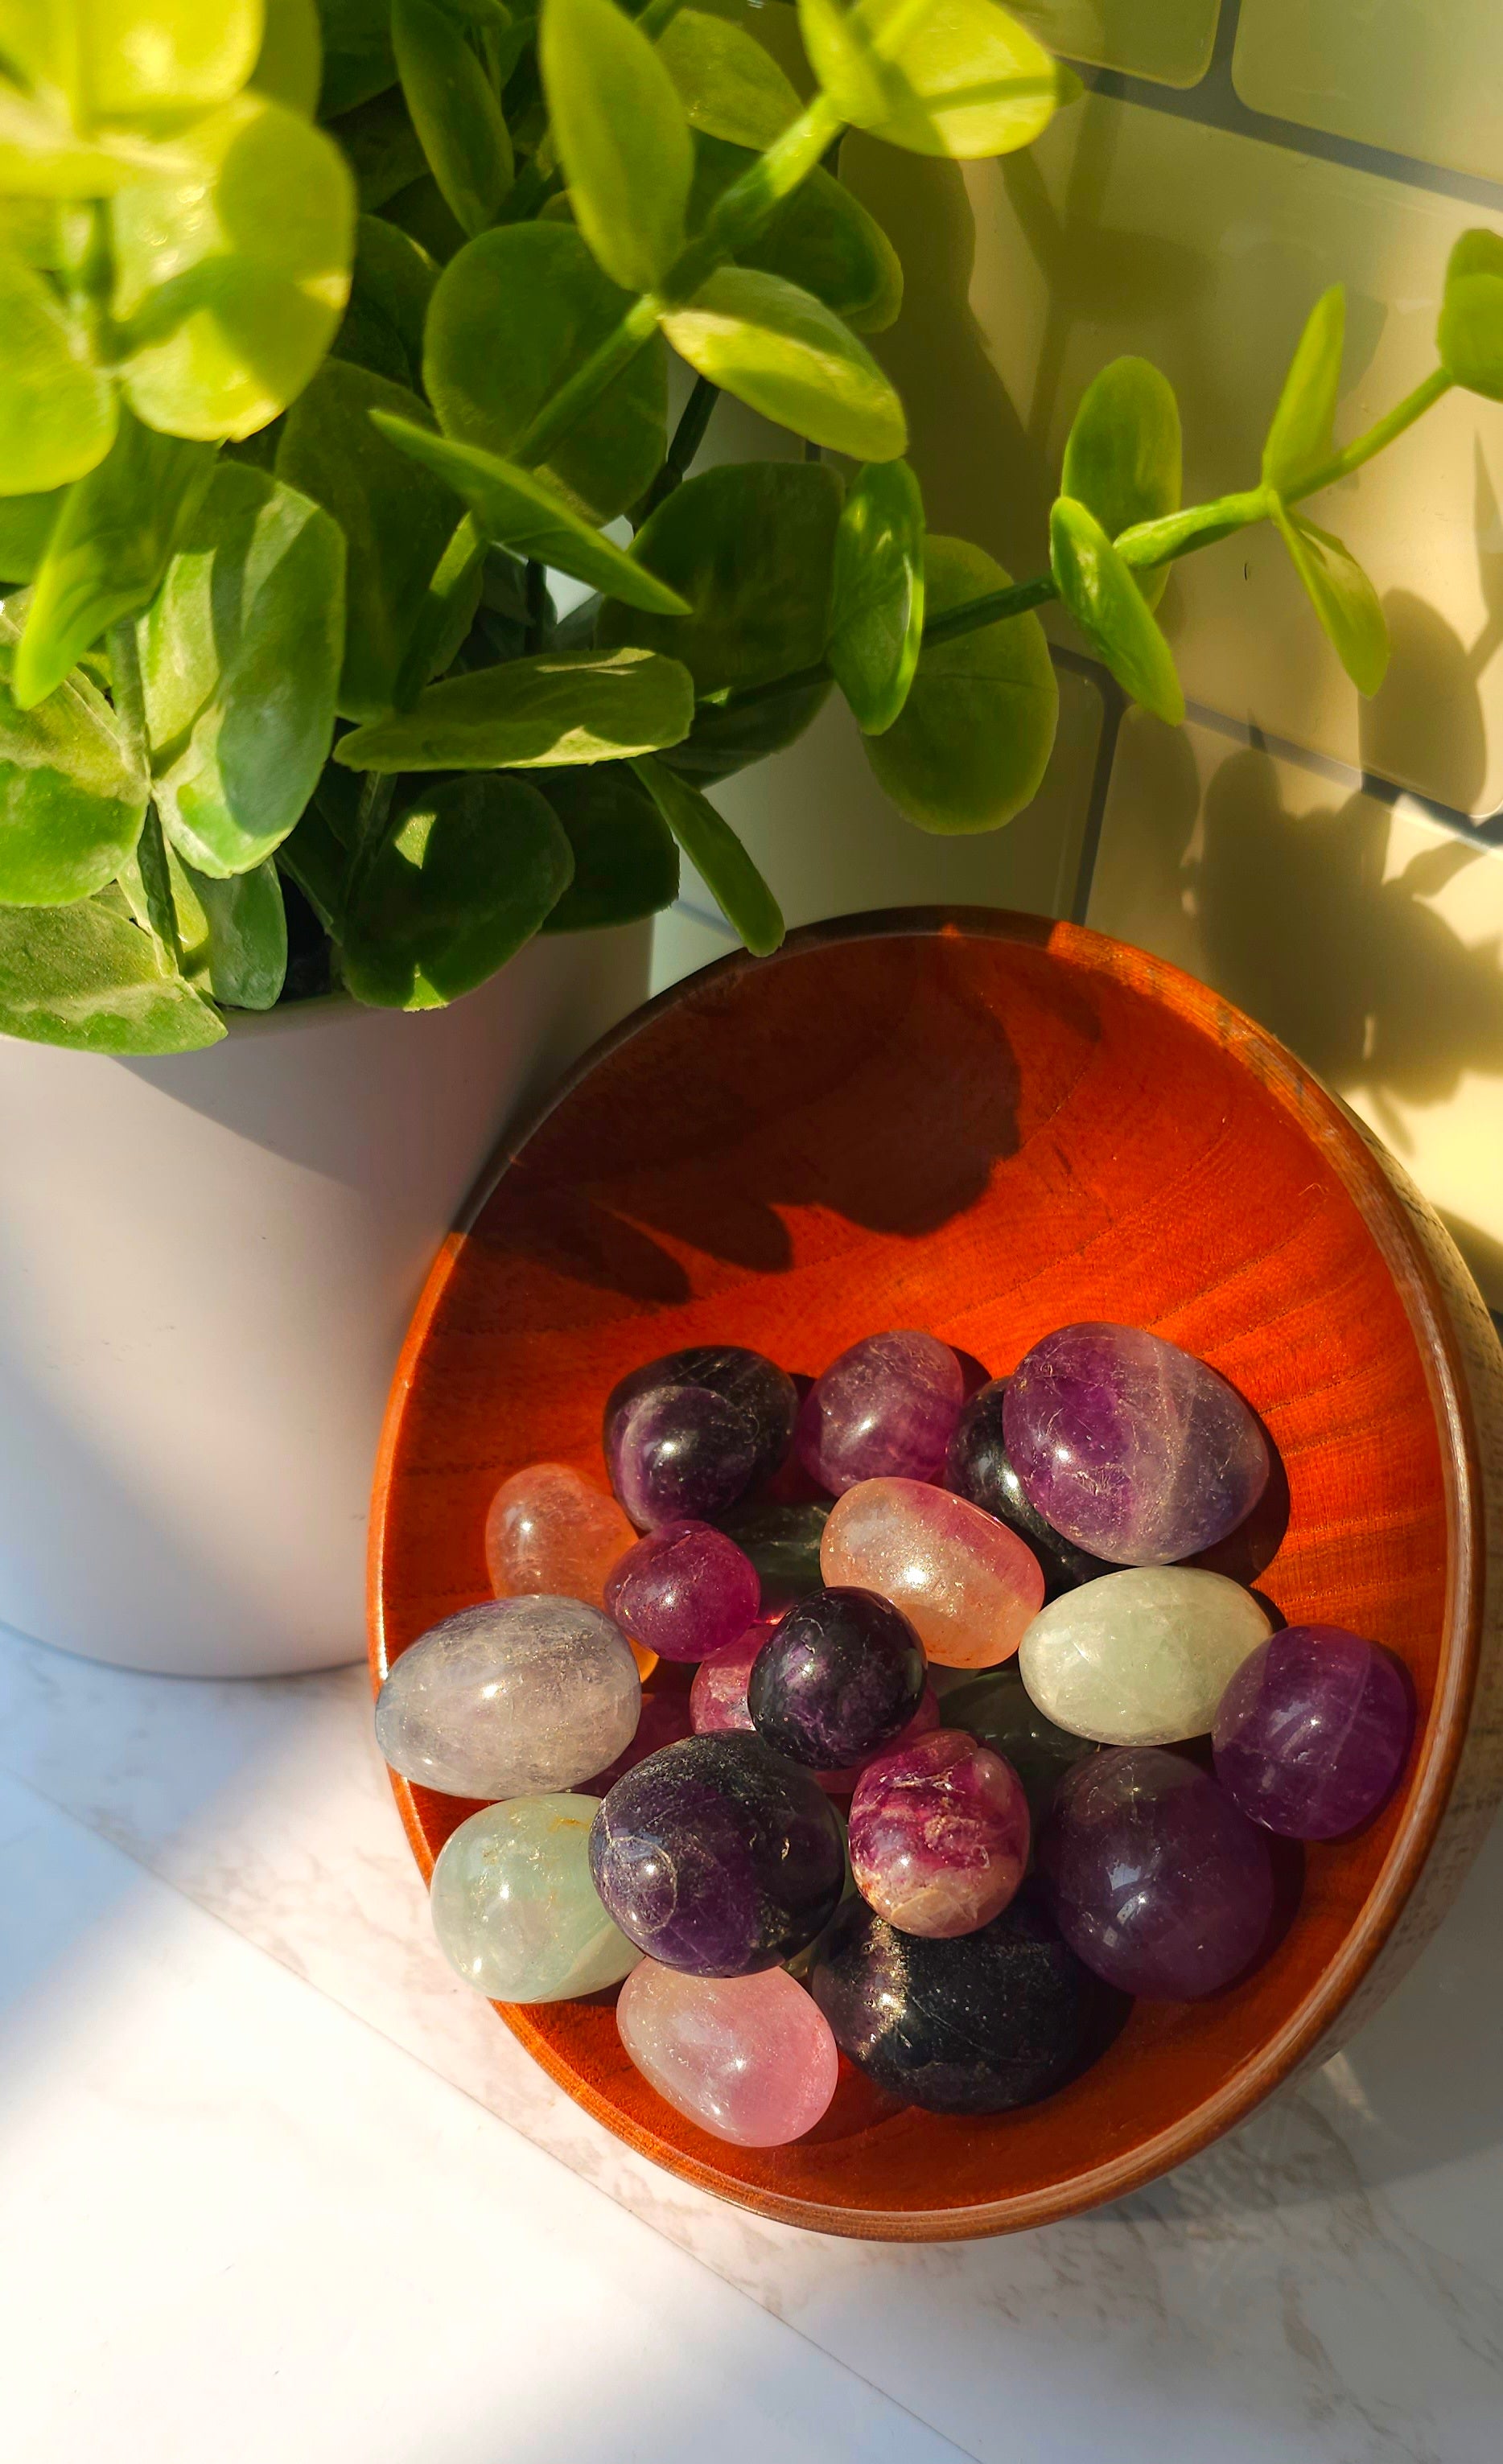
xmin=369 ymin=905 xmax=1489 ymax=2238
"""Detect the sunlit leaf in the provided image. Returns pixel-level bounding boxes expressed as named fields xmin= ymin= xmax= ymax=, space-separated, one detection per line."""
xmin=1050 ymin=495 xmax=1184 ymax=723
xmin=344 ymin=772 xmax=574 ymax=1006
xmin=332 ymin=646 xmax=695 ymax=768
xmin=0 ymin=897 xmax=224 ymax=1053
xmin=537 ymin=762 xmax=679 ymax=931
xmin=797 ymin=0 xmax=1069 ymax=160
xmin=251 ymin=0 xmax=323 ymax=116
xmin=661 ymin=266 xmax=906 ymax=459
xmin=393 ymin=0 xmax=513 ymax=238
xmin=0 ymin=83 xmax=165 ymax=196
xmin=1262 ymin=286 xmax=1344 ymax=494
xmin=1438 ymin=229 xmax=1503 ymax=401
xmin=1272 ymin=500 xmax=1389 ymax=695
xmin=632 ymin=755 xmax=783 ymax=952
xmin=1061 ymin=355 xmax=1180 ymax=611
xmin=828 ymin=457 xmax=924 ymax=733
xmin=658 ymin=9 xmax=801 ymax=149
xmin=0 ymin=253 xmax=116 ymax=496
xmin=0 ymin=0 xmax=264 ymax=130
xmin=690 ymin=136 xmax=902 ymax=334
xmin=540 ymin=0 xmax=694 ymax=292
xmin=183 ymin=854 xmax=290 ymax=1006
xmin=0 ymin=606 xmax=147 ymax=902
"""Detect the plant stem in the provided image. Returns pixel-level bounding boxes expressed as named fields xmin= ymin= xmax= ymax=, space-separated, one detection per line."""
xmin=1287 ymin=368 xmax=1452 ymax=500
xmin=638 ymin=376 xmax=719 ymax=520
xmin=524 ymin=557 xmax=549 ymax=650
xmin=393 ymin=512 xmax=485 ymax=708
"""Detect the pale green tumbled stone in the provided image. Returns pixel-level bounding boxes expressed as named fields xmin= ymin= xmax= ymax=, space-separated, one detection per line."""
xmin=1018 ymin=1569 xmax=1273 ymax=1745
xmin=430 ymin=1795 xmax=640 ymax=2002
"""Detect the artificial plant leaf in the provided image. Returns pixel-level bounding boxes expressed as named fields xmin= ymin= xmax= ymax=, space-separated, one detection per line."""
xmin=0 ymin=490 xmax=64 ymax=583
xmin=111 ymin=93 xmax=356 ymax=442
xmin=828 ymin=457 xmax=924 ymax=734
xmin=344 ymin=771 xmax=574 ymax=1006
xmin=424 ymin=222 xmax=667 ymax=520
xmin=1049 ymin=495 xmax=1184 ymax=724
xmin=1272 ymin=501 xmax=1389 ymax=696
xmin=661 ymin=266 xmax=906 ymax=459
xmin=316 ymin=0 xmax=399 ymax=116
xmin=657 ymin=9 xmax=801 ymax=149
xmin=537 ymin=761 xmax=679 ymax=930
xmin=597 ymin=459 xmax=842 ymax=690
xmin=350 ymin=213 xmax=437 ymax=362
xmin=0 ymin=608 xmax=147 ymax=901
xmin=796 ymin=0 xmax=1069 ymax=161
xmin=690 ymin=135 xmax=902 ymax=333
xmin=326 ymin=87 xmax=428 ymax=210
xmin=1262 ymin=285 xmax=1344 ymax=494
xmin=370 ymin=411 xmax=694 ymax=614
xmin=1437 ymin=229 xmax=1503 ymax=401
xmin=275 ymin=359 xmax=458 ymax=718
xmin=182 ymin=854 xmax=289 ymax=1007
xmin=332 ymin=645 xmax=695 ymax=768
xmin=632 ymin=754 xmax=783 ymax=953
xmin=865 ymin=534 xmax=1057 ymax=831
xmin=251 ymin=0 xmax=324 ymax=116
xmin=658 ymin=675 xmax=832 ymax=781
xmin=0 ymin=897 xmax=224 ymax=1053
xmin=392 ymin=0 xmax=513 ymax=238
xmin=141 ymin=460 xmax=346 ymax=874
xmin=0 ymin=0 xmax=263 ymax=130
xmin=0 ymin=253 xmax=116 ymax=496
xmin=539 ymin=0 xmax=694 ymax=293
xmin=1061 ymin=355 xmax=1181 ymax=611
xmin=13 ymin=413 xmax=216 ymax=710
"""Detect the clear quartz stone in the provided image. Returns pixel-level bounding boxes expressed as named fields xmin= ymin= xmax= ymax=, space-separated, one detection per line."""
xmin=1019 ymin=1566 xmax=1273 ymax=1745
xmin=375 ymin=1596 xmax=640 ymax=1798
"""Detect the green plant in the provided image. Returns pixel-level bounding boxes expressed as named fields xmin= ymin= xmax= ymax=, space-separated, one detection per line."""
xmin=0 ymin=0 xmax=1498 ymax=1054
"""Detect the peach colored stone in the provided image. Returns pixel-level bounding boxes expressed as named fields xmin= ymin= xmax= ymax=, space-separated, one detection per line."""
xmin=821 ymin=1475 xmax=1045 ymax=1668
xmin=616 ymin=1960 xmax=839 ymax=2145
xmin=485 ymin=1462 xmax=655 ymax=1676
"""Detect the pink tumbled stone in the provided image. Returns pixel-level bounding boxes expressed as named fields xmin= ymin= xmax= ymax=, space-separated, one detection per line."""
xmin=605 ymin=1519 xmax=760 ymax=1663
xmin=616 ymin=1960 xmax=839 ymax=2145
xmin=796 ymin=1329 xmax=964 ymax=1494
xmin=690 ymin=1622 xmax=776 ymax=1734
xmin=485 ymin=1462 xmax=636 ymax=1610
xmin=849 ymin=1729 xmax=1030 ymax=1936
xmin=822 ymin=1476 xmax=1045 ymax=1668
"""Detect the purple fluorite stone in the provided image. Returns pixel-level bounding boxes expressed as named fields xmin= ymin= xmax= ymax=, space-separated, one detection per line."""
xmin=604 ymin=1520 xmax=760 ymax=1664
xmin=1003 ymin=1322 xmax=1270 ymax=1565
xmin=1038 ymin=1746 xmax=1275 ymax=1999
xmin=747 ymin=1585 xmax=925 ymax=1770
xmin=604 ymin=1346 xmax=797 ymax=1528
xmin=945 ymin=1377 xmax=1114 ymax=1596
xmin=589 ymin=1733 xmax=846 ymax=1976
xmin=1213 ymin=1625 xmax=1412 ymax=1838
xmin=796 ymin=1329 xmax=963 ymax=1494
xmin=848 ymin=1728 xmax=1030 ymax=1937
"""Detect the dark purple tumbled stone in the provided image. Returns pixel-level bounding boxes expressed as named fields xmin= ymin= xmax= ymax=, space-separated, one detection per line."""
xmin=1213 ymin=1625 xmax=1413 ymax=1839
xmin=796 ymin=1328 xmax=964 ymax=1494
xmin=945 ymin=1376 xmax=1114 ymax=1597
xmin=1037 ymin=1746 xmax=1275 ymax=2000
xmin=607 ymin=1384 xmax=758 ymax=1529
xmin=1003 ymin=1322 xmax=1270 ymax=1565
xmin=809 ymin=1886 xmax=1127 ymax=2113
xmin=588 ymin=1733 xmax=846 ymax=1976
xmin=604 ymin=1346 xmax=797 ymax=1528
xmin=747 ymin=1586 xmax=925 ymax=1770
xmin=604 ymin=1519 xmax=761 ymax=1664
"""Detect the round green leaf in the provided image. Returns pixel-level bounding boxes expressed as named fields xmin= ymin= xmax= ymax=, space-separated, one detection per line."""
xmin=316 ymin=0 xmax=398 ymax=117
xmin=351 ymin=213 xmax=437 ymax=360
xmin=657 ymin=9 xmax=801 ymax=149
xmin=540 ymin=0 xmax=694 ymax=293
xmin=660 ymin=674 xmax=832 ymax=782
xmin=661 ymin=265 xmax=907 ymax=459
xmin=0 ymin=0 xmax=264 ymax=130
xmin=797 ymin=0 xmax=1068 ymax=161
xmin=632 ymin=754 xmax=783 ymax=953
xmin=1262 ymin=285 xmax=1344 ymax=494
xmin=425 ymin=223 xmax=667 ymax=521
xmin=344 ymin=772 xmax=574 ymax=1006
xmin=0 ymin=897 xmax=224 ymax=1053
xmin=0 ymin=86 xmax=163 ymax=197
xmin=1271 ymin=501 xmax=1389 ymax=697
xmin=1061 ymin=356 xmax=1181 ymax=611
xmin=1049 ymin=495 xmax=1184 ymax=724
xmin=865 ymin=534 xmax=1057 ymax=831
xmin=598 ymin=459 xmax=842 ymax=691
xmin=538 ymin=761 xmax=679 ymax=931
xmin=392 ymin=0 xmax=513 ymax=239
xmin=251 ymin=0 xmax=323 ymax=116
xmin=325 ymin=88 xmax=428 ymax=211
xmin=0 ymin=608 xmax=147 ymax=902
xmin=111 ymin=92 xmax=356 ymax=442
xmin=1438 ymin=230 xmax=1503 ymax=401
xmin=0 ymin=253 xmax=116 ymax=496
xmin=182 ymin=854 xmax=289 ymax=1006
xmin=0 ymin=490 xmax=65 ymax=583
xmin=332 ymin=645 xmax=696 ymax=769
xmin=690 ymin=135 xmax=902 ymax=334
xmin=828 ymin=456 xmax=924 ymax=734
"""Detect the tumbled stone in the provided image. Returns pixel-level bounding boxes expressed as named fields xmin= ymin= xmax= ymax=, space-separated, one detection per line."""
xmin=590 ymin=1733 xmax=846 ymax=1976
xmin=942 ymin=1662 xmax=1098 ymax=1825
xmin=1038 ymin=1746 xmax=1275 ymax=1998
xmin=689 ymin=1622 xmax=775 ymax=1738
xmin=796 ymin=1329 xmax=964 ymax=1493
xmin=605 ymin=1346 xmax=797 ymax=1527
xmin=484 ymin=1461 xmax=636 ymax=1610
xmin=579 ymin=1683 xmax=696 ymax=1796
xmin=748 ymin=1586 xmax=926 ymax=1769
xmin=430 ymin=1795 xmax=640 ymax=2001
xmin=1019 ymin=1566 xmax=1272 ymax=1744
xmin=945 ymin=1379 xmax=1114 ymax=1596
xmin=616 ymin=1960 xmax=839 ymax=2145
xmin=1213 ymin=1625 xmax=1414 ymax=1838
xmin=375 ymin=1596 xmax=640 ymax=1798
xmin=848 ymin=1728 xmax=1030 ymax=1937
xmin=604 ymin=1518 xmax=761 ymax=1664
xmin=714 ymin=1499 xmax=830 ymax=1612
xmin=1003 ymin=1322 xmax=1270 ymax=1565
xmin=821 ymin=1475 xmax=1044 ymax=1668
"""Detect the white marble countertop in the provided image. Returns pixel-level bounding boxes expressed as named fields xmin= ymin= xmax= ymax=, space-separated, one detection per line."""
xmin=3 ymin=1623 xmax=1501 ymax=2464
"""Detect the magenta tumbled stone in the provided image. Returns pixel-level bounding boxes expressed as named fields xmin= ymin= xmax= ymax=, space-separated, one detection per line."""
xmin=605 ymin=1520 xmax=760 ymax=1664
xmin=1213 ymin=1625 xmax=1413 ymax=1838
xmin=1003 ymin=1322 xmax=1269 ymax=1565
xmin=1038 ymin=1746 xmax=1275 ymax=1999
xmin=849 ymin=1728 xmax=1030 ymax=1937
xmin=690 ymin=1621 xmax=776 ymax=1736
xmin=796 ymin=1328 xmax=964 ymax=1494
xmin=816 ymin=1684 xmax=941 ymax=1797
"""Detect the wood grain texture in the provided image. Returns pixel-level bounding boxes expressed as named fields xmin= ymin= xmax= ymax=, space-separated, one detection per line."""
xmin=370 ymin=910 xmax=1503 ymax=2240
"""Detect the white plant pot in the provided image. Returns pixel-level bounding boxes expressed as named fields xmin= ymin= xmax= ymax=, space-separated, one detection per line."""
xmin=0 ymin=925 xmax=651 ymax=1678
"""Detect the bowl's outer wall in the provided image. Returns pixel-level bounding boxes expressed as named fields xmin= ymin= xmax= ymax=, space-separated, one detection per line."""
xmin=371 ymin=911 xmax=1503 ymax=2236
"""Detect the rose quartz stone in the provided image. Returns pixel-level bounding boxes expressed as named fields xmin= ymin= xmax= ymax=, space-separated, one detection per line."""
xmin=691 ymin=1623 xmax=939 ymax=1794
xmin=486 ymin=1462 xmax=636 ymax=1611
xmin=849 ymin=1728 xmax=1030 ymax=1937
xmin=821 ymin=1476 xmax=1044 ymax=1668
xmin=616 ymin=1960 xmax=839 ymax=2145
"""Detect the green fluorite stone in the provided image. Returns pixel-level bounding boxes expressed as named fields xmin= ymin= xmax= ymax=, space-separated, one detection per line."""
xmin=430 ymin=1794 xmax=640 ymax=2001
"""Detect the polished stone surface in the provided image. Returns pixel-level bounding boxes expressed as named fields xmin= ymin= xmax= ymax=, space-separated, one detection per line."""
xmin=580 ymin=1683 xmax=697 ymax=1796
xmin=374 ymin=1598 xmax=640 ymax=1799
xmin=848 ymin=1728 xmax=1030 ymax=1938
xmin=1039 ymin=1746 xmax=1277 ymax=2000
xmin=590 ymin=1734 xmax=847 ymax=1977
xmin=616 ymin=1960 xmax=840 ymax=2147
xmin=605 ymin=1520 xmax=761 ymax=1664
xmin=605 ymin=1347 xmax=797 ymax=1528
xmin=1019 ymin=1567 xmax=1273 ymax=1745
xmin=822 ymin=1476 xmax=1045 ymax=1668
xmin=484 ymin=1462 xmax=637 ymax=1611
xmin=796 ymin=1330 xmax=964 ymax=1495
xmin=747 ymin=1586 xmax=926 ymax=1770
xmin=688 ymin=1623 xmax=774 ymax=1738
xmin=1213 ymin=1626 xmax=1415 ymax=1839
xmin=430 ymin=1795 xmax=641 ymax=2002
xmin=941 ymin=1663 xmax=1100 ymax=1827
xmin=714 ymin=1499 xmax=830 ymax=1613
xmin=1003 ymin=1322 xmax=1270 ymax=1565
xmin=945 ymin=1379 xmax=1114 ymax=1596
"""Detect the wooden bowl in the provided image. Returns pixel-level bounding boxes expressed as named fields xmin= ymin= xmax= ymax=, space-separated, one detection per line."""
xmin=370 ymin=909 xmax=1503 ymax=2240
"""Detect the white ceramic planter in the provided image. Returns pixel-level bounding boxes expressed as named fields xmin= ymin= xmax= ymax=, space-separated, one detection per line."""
xmin=0 ymin=925 xmax=651 ymax=1678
